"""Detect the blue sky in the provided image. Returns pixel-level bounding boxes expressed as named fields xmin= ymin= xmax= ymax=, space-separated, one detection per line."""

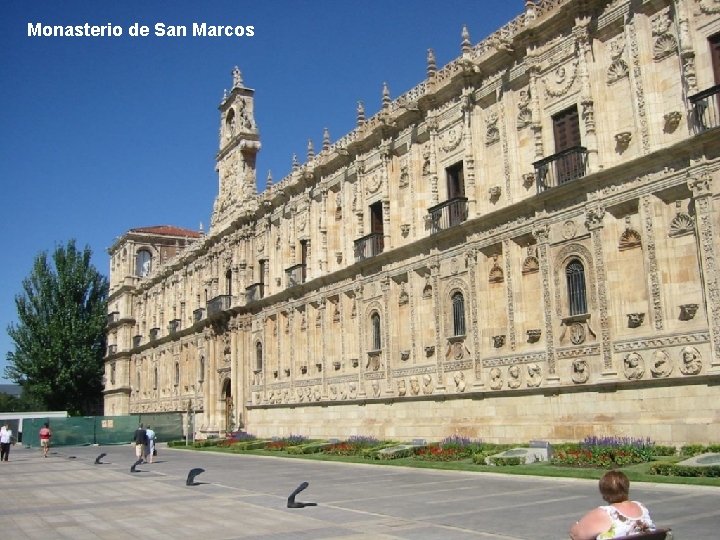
xmin=0 ymin=1 xmax=521 ymax=383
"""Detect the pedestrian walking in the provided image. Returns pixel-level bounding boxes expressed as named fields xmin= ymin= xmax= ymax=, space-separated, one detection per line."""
xmin=0 ymin=423 xmax=13 ymax=461
xmin=39 ymin=422 xmax=52 ymax=458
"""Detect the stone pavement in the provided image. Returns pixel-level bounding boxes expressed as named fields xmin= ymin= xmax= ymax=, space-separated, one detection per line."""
xmin=1 ymin=443 xmax=718 ymax=539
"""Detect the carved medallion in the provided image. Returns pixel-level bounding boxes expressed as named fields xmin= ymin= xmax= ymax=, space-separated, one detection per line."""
xmin=679 ymin=346 xmax=702 ymax=375
xmin=507 ymin=365 xmax=521 ymax=389
xmin=570 ymin=323 xmax=586 ymax=345
xmin=489 ymin=367 xmax=503 ymax=390
xmin=623 ymin=352 xmax=645 ymax=380
xmin=571 ymin=359 xmax=589 ymax=384
xmin=650 ymin=350 xmax=673 ymax=379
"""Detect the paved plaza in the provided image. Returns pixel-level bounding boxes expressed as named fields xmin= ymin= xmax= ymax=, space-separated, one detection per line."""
xmin=1 ymin=443 xmax=718 ymax=539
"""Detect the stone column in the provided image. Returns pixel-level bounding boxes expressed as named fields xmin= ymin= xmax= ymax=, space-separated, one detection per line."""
xmin=503 ymin=239 xmax=517 ymax=351
xmin=466 ymin=248 xmax=484 ymax=388
xmin=639 ymin=195 xmax=665 ymax=331
xmin=625 ymin=11 xmax=650 ymax=154
xmin=430 ymin=259 xmax=444 ymax=390
xmin=575 ymin=16 xmax=598 ymax=173
xmin=461 ymin=87 xmax=477 ymax=215
xmin=533 ymin=222 xmax=557 ymax=379
xmin=585 ymin=205 xmax=615 ymax=376
xmin=381 ymin=276 xmax=392 ymax=394
xmin=689 ymin=173 xmax=720 ymax=368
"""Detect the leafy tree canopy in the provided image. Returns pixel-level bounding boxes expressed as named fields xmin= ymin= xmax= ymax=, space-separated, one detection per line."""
xmin=5 ymin=240 xmax=108 ymax=415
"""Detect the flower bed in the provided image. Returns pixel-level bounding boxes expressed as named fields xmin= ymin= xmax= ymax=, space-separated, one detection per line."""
xmin=551 ymin=436 xmax=655 ymax=468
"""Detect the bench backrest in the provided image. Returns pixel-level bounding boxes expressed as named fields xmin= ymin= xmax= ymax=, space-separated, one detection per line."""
xmin=613 ymin=528 xmax=670 ymax=540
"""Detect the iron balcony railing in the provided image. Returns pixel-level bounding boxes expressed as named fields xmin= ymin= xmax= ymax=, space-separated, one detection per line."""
xmin=245 ymin=283 xmax=264 ymax=303
xmin=285 ymin=263 xmax=307 ymax=288
xmin=207 ymin=294 xmax=233 ymax=316
xmin=354 ymin=232 xmax=384 ymax=262
xmin=168 ymin=319 xmax=181 ymax=334
xmin=427 ymin=197 xmax=468 ymax=233
xmin=690 ymin=84 xmax=720 ymax=134
xmin=533 ymin=146 xmax=588 ymax=192
xmin=193 ymin=308 xmax=205 ymax=323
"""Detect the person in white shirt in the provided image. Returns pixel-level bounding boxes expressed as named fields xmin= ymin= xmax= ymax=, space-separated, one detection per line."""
xmin=0 ymin=423 xmax=13 ymax=462
xmin=145 ymin=426 xmax=156 ymax=463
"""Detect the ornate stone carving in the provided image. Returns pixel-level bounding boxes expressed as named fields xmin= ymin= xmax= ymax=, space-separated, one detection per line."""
xmin=650 ymin=349 xmax=672 ymax=378
xmin=627 ymin=20 xmax=650 ymax=153
xmin=544 ymin=61 xmax=578 ymax=99
xmin=489 ymin=256 xmax=504 ymax=283
xmin=571 ymin=358 xmax=589 ymax=384
xmin=409 ymin=376 xmax=420 ymax=395
xmin=607 ymin=58 xmax=629 ymax=85
xmin=397 ymin=378 xmax=407 ymax=396
xmin=422 ymin=374 xmax=434 ymax=394
xmin=679 ymin=346 xmax=702 ymax=375
xmin=668 ymin=210 xmax=694 ymax=238
xmin=526 ymin=363 xmax=542 ymax=387
xmin=492 ymin=335 xmax=506 ymax=348
xmin=488 ymin=186 xmax=502 ymax=201
xmin=517 ymin=89 xmax=532 ymax=129
xmin=679 ymin=303 xmax=699 ymax=321
xmin=619 ymin=228 xmax=641 ymax=250
xmin=698 ymin=0 xmax=720 ymax=14
xmin=623 ymin=352 xmax=645 ymax=380
xmin=614 ymin=131 xmax=632 ymax=152
xmin=527 ymin=329 xmax=542 ymax=343
xmin=651 ymin=9 xmax=678 ymax=61
xmin=507 ymin=364 xmax=521 ymax=389
xmin=663 ymin=111 xmax=682 ymax=133
xmin=453 ymin=371 xmax=466 ymax=392
xmin=441 ymin=126 xmax=463 ymax=152
xmin=522 ymin=172 xmax=535 ymax=189
xmin=627 ymin=313 xmax=645 ymax=328
xmin=562 ymin=220 xmax=577 ymax=240
xmin=569 ymin=323 xmax=586 ymax=345
xmin=489 ymin=367 xmax=503 ymax=390
xmin=485 ymin=111 xmax=500 ymax=145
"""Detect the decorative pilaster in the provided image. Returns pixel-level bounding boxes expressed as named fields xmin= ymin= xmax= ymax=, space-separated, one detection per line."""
xmin=640 ymin=195 xmax=664 ymax=331
xmin=319 ymin=189 xmax=328 ymax=273
xmin=466 ymin=248 xmax=483 ymax=387
xmin=430 ymin=260 xmax=444 ymax=388
xmin=625 ymin=12 xmax=651 ymax=154
xmin=674 ymin=0 xmax=697 ymax=97
xmin=527 ymin=48 xmax=544 ymax=159
xmin=575 ymin=16 xmax=598 ymax=173
xmin=497 ymin=84 xmax=513 ymax=205
xmin=503 ymin=240 xmax=517 ymax=351
xmin=461 ymin=86 xmax=477 ymax=215
xmin=380 ymin=276 xmax=392 ymax=393
xmin=585 ymin=205 xmax=614 ymax=374
xmin=689 ymin=173 xmax=720 ymax=367
xmin=427 ymin=118 xmax=439 ymax=205
xmin=533 ymin=223 xmax=556 ymax=377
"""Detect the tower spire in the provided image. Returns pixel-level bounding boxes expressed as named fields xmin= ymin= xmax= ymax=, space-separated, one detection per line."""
xmin=461 ymin=25 xmax=471 ymax=55
xmin=356 ymin=101 xmax=366 ymax=127
xmin=382 ymin=82 xmax=391 ymax=109
xmin=427 ymin=48 xmax=437 ymax=78
xmin=322 ymin=127 xmax=331 ymax=151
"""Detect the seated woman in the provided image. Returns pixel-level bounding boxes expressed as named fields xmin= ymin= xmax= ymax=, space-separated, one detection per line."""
xmin=570 ymin=470 xmax=656 ymax=539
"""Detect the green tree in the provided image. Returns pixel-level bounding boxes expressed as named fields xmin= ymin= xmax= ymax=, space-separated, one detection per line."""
xmin=5 ymin=240 xmax=108 ymax=415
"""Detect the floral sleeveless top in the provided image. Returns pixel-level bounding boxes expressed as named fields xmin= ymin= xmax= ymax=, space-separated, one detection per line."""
xmin=596 ymin=502 xmax=655 ymax=539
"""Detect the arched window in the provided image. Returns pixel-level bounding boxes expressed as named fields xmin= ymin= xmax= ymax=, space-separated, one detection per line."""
xmin=136 ymin=249 xmax=152 ymax=277
xmin=452 ymin=292 xmax=466 ymax=336
xmin=153 ymin=367 xmax=158 ymax=390
xmin=198 ymin=356 xmax=205 ymax=383
xmin=566 ymin=260 xmax=588 ymax=315
xmin=371 ymin=312 xmax=381 ymax=350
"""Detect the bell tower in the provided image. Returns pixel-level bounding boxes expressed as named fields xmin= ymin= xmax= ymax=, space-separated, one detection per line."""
xmin=211 ymin=66 xmax=261 ymax=231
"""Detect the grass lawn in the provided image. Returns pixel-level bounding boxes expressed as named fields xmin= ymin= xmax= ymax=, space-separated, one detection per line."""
xmin=169 ymin=444 xmax=720 ymax=487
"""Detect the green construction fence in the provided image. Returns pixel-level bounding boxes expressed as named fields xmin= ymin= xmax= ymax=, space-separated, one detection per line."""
xmin=23 ymin=413 xmax=183 ymax=447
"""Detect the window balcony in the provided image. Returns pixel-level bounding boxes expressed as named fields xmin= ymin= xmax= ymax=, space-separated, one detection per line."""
xmin=168 ymin=319 xmax=181 ymax=334
xmin=354 ymin=232 xmax=384 ymax=262
xmin=690 ymin=84 xmax=720 ymax=134
xmin=427 ymin=197 xmax=468 ymax=234
xmin=107 ymin=344 xmax=117 ymax=355
xmin=533 ymin=146 xmax=588 ymax=192
xmin=149 ymin=328 xmax=160 ymax=341
xmin=133 ymin=335 xmax=142 ymax=348
xmin=207 ymin=294 xmax=233 ymax=316
xmin=193 ymin=308 xmax=205 ymax=323
xmin=245 ymin=282 xmax=264 ymax=303
xmin=285 ymin=263 xmax=307 ymax=288
xmin=106 ymin=311 xmax=119 ymax=325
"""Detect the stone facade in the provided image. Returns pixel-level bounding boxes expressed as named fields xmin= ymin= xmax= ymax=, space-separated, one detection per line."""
xmin=104 ymin=0 xmax=720 ymax=445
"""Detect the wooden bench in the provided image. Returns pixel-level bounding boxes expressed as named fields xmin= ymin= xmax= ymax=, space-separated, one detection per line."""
xmin=614 ymin=528 xmax=671 ymax=540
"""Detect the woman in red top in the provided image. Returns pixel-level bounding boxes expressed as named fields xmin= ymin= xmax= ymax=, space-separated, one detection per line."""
xmin=39 ymin=422 xmax=51 ymax=458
